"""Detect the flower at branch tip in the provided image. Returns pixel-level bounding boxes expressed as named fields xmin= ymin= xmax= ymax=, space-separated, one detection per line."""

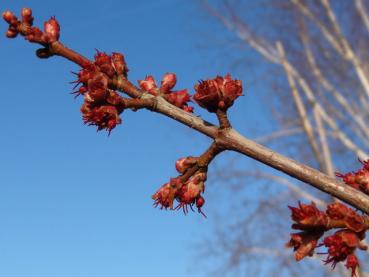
xmin=323 ymin=230 xmax=366 ymax=272
xmin=286 ymin=231 xmax=324 ymax=261
xmin=152 ymin=178 xmax=183 ymax=209
xmin=81 ymin=103 xmax=122 ymax=133
xmin=176 ymin=172 xmax=207 ymax=216
xmin=289 ymin=202 xmax=328 ymax=230
xmin=44 ymin=16 xmax=60 ymax=42
xmin=175 ymin=156 xmax=199 ymax=174
xmin=193 ymin=74 xmax=242 ymax=112
xmin=160 ymin=73 xmax=177 ymax=93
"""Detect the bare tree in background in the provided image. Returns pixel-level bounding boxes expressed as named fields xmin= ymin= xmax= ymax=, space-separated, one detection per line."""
xmin=199 ymin=0 xmax=369 ymax=276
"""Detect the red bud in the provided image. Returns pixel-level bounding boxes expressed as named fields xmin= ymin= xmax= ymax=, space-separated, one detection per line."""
xmin=44 ymin=16 xmax=60 ymax=42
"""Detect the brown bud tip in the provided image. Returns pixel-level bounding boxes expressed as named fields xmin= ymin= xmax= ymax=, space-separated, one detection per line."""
xmin=2 ymin=10 xmax=16 ymax=24
xmin=6 ymin=29 xmax=18 ymax=38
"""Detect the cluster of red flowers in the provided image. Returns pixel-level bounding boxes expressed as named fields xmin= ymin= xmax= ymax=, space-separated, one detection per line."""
xmin=152 ymin=156 xmax=207 ymax=216
xmin=193 ymin=74 xmax=243 ymax=112
xmin=72 ymin=51 xmax=128 ymax=133
xmin=287 ymin=202 xmax=368 ymax=276
xmin=3 ymin=8 xmax=59 ymax=43
xmin=336 ymin=160 xmax=369 ymax=194
xmin=2 ymin=9 xmax=245 ymax=216
xmin=138 ymin=73 xmax=193 ymax=112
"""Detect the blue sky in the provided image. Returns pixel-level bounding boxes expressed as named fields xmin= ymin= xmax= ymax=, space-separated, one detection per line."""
xmin=0 ymin=1 xmax=272 ymax=276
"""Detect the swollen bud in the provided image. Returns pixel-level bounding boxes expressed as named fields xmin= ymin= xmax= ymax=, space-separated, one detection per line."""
xmin=21 ymin=7 xmax=33 ymax=25
xmin=6 ymin=29 xmax=18 ymax=38
xmin=44 ymin=16 xmax=60 ymax=42
xmin=160 ymin=73 xmax=177 ymax=93
xmin=112 ymin=52 xmax=128 ymax=76
xmin=175 ymin=156 xmax=198 ymax=174
xmin=2 ymin=10 xmax=17 ymax=24
xmin=138 ymin=75 xmax=158 ymax=95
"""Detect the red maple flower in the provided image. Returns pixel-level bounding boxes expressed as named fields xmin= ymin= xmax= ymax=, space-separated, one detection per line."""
xmin=175 ymin=156 xmax=198 ymax=174
xmin=323 ymin=230 xmax=367 ymax=270
xmin=176 ymin=172 xmax=206 ymax=215
xmin=81 ymin=103 xmax=122 ymax=133
xmin=346 ymin=254 xmax=359 ymax=277
xmin=111 ymin=52 xmax=128 ymax=76
xmin=286 ymin=230 xmax=324 ymax=261
xmin=138 ymin=75 xmax=158 ymax=95
xmin=152 ymin=178 xmax=183 ymax=209
xmin=289 ymin=202 xmax=328 ymax=230
xmin=164 ymin=89 xmax=192 ymax=111
xmin=94 ymin=50 xmax=115 ymax=78
xmin=326 ymin=203 xmax=365 ymax=232
xmin=193 ymin=74 xmax=242 ymax=112
xmin=160 ymin=73 xmax=177 ymax=93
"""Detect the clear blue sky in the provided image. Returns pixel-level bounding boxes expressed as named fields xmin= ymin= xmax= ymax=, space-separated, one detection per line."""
xmin=0 ymin=1 xmax=271 ymax=276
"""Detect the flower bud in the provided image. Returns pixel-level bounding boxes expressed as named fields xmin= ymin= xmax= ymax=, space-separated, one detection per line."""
xmin=21 ymin=7 xmax=33 ymax=25
xmin=112 ymin=52 xmax=128 ymax=76
xmin=152 ymin=178 xmax=183 ymax=209
xmin=175 ymin=156 xmax=198 ymax=174
xmin=44 ymin=16 xmax=60 ymax=42
xmin=138 ymin=75 xmax=158 ymax=95
xmin=194 ymin=74 xmax=242 ymax=112
xmin=160 ymin=73 xmax=176 ymax=93
xmin=164 ymin=89 xmax=192 ymax=111
xmin=5 ymin=29 xmax=18 ymax=38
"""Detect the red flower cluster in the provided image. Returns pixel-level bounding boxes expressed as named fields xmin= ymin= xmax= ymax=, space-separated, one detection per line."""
xmin=3 ymin=8 xmax=60 ymax=43
xmin=289 ymin=202 xmax=328 ymax=229
xmin=138 ymin=73 xmax=193 ymax=112
xmin=72 ymin=50 xmax=128 ymax=133
xmin=193 ymin=74 xmax=242 ymax=112
xmin=152 ymin=156 xmax=206 ymax=216
xmin=323 ymin=230 xmax=366 ymax=271
xmin=287 ymin=202 xmax=368 ymax=276
xmin=336 ymin=160 xmax=369 ymax=194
